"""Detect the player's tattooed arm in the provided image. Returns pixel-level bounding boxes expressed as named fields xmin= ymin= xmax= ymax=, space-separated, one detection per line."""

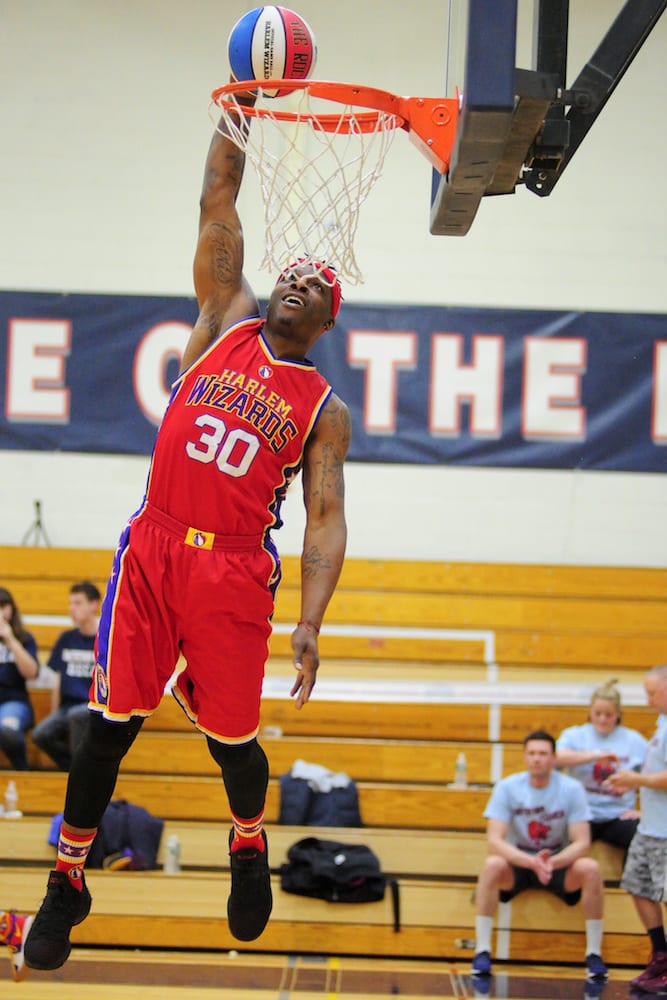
xmin=299 ymin=392 xmax=349 ymax=614
xmin=183 ymin=121 xmax=258 ymax=372
xmin=307 ymin=395 xmax=350 ymax=513
xmin=292 ymin=394 xmax=350 ymax=708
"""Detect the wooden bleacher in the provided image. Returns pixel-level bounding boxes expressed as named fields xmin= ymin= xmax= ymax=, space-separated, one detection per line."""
xmin=0 ymin=811 xmax=644 ymax=964
xmin=6 ymin=686 xmax=659 ymax=778
xmin=1 ymin=544 xmax=665 ymax=968
xmin=2 ymin=544 xmax=666 ymax=670
xmin=0 ymin=861 xmax=645 ymax=964
xmin=0 ymin=815 xmax=627 ymax=881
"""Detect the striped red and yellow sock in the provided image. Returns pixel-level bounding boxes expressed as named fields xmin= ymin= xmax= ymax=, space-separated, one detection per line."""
xmin=230 ymin=810 xmax=265 ymax=853
xmin=55 ymin=826 xmax=97 ymax=890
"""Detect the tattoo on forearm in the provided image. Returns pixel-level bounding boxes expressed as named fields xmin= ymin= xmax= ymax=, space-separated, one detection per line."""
xmin=324 ymin=399 xmax=351 ymax=450
xmin=308 ymin=401 xmax=349 ymax=512
xmin=209 ymin=221 xmax=242 ymax=289
xmin=315 ymin=441 xmax=344 ymax=514
xmin=226 ymin=149 xmax=245 ymax=185
xmin=303 ymin=545 xmax=333 ymax=579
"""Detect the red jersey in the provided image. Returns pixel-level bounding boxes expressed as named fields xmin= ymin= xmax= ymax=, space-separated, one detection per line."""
xmin=144 ymin=317 xmax=332 ymax=536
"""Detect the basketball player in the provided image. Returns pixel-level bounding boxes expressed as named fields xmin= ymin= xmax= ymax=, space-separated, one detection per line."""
xmin=24 ymin=87 xmax=350 ymax=971
xmin=471 ymin=731 xmax=608 ymax=983
xmin=604 ymin=665 xmax=667 ymax=994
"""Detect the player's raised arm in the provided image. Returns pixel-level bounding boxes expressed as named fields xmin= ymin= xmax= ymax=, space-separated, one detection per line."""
xmin=182 ymin=94 xmax=259 ymax=373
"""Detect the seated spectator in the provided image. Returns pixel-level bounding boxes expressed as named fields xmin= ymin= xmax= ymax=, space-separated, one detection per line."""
xmin=471 ymin=730 xmax=607 ymax=984
xmin=0 ymin=587 xmax=40 ymax=770
xmin=556 ymin=678 xmax=648 ymax=855
xmin=31 ymin=582 xmax=100 ymax=771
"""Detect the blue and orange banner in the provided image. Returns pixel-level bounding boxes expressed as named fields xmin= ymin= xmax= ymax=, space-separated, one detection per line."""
xmin=1 ymin=290 xmax=665 ymax=471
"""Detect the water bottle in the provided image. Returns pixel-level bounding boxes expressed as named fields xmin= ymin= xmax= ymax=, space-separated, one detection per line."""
xmin=4 ymin=779 xmax=21 ymax=817
xmin=454 ymin=752 xmax=468 ymax=788
xmin=164 ymin=834 xmax=181 ymax=874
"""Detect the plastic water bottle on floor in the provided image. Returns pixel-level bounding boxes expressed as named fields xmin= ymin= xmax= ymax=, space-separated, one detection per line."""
xmin=164 ymin=834 xmax=181 ymax=874
xmin=454 ymin=752 xmax=468 ymax=788
xmin=3 ymin=779 xmax=22 ymax=818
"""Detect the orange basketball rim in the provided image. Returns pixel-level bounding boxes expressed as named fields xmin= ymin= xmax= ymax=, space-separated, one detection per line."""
xmin=210 ymin=78 xmax=460 ymax=284
xmin=211 ymin=79 xmax=459 ymax=173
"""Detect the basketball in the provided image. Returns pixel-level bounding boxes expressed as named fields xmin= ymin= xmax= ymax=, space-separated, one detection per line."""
xmin=227 ymin=6 xmax=317 ymax=98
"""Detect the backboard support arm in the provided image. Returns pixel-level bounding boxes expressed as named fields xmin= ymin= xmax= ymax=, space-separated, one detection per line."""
xmin=523 ymin=0 xmax=667 ymax=195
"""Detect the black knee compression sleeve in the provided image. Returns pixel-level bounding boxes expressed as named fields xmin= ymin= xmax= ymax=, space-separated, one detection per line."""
xmin=64 ymin=713 xmax=144 ymax=828
xmin=206 ymin=736 xmax=269 ymax=818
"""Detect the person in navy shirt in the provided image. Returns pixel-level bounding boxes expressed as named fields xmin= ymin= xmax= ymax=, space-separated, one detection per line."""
xmin=32 ymin=582 xmax=100 ymax=771
xmin=0 ymin=587 xmax=40 ymax=770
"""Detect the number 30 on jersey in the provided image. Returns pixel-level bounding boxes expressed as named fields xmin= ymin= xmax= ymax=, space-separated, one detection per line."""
xmin=185 ymin=414 xmax=260 ymax=478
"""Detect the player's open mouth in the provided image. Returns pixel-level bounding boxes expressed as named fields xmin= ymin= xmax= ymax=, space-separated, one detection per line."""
xmin=283 ymin=295 xmax=305 ymax=307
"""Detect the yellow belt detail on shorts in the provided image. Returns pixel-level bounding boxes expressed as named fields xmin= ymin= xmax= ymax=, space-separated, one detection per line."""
xmin=185 ymin=526 xmax=215 ymax=550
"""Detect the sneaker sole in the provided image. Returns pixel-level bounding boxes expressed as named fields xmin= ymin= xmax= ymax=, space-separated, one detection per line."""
xmin=227 ymin=883 xmax=273 ymax=942
xmin=25 ymin=940 xmax=73 ymax=972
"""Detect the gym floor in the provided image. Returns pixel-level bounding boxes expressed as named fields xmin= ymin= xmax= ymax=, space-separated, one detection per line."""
xmin=12 ymin=950 xmax=645 ymax=999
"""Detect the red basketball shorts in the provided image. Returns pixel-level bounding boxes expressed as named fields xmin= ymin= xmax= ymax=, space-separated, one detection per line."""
xmin=91 ymin=505 xmax=277 ymax=743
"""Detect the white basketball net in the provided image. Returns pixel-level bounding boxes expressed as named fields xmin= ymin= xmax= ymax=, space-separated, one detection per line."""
xmin=210 ymin=87 xmax=400 ymax=285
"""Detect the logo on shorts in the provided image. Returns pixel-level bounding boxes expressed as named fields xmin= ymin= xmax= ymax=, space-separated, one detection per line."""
xmin=192 ymin=532 xmax=206 ymax=547
xmin=96 ymin=663 xmax=108 ymax=701
xmin=259 ymin=365 xmax=273 ymax=379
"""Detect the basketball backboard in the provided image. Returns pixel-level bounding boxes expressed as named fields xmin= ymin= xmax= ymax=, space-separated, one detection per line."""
xmin=431 ymin=0 xmax=667 ymax=235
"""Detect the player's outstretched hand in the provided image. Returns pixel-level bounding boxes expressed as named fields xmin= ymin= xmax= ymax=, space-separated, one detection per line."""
xmin=290 ymin=623 xmax=320 ymax=709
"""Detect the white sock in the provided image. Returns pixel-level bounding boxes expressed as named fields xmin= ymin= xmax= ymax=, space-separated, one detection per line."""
xmin=585 ymin=919 xmax=603 ymax=956
xmin=475 ymin=915 xmax=494 ymax=954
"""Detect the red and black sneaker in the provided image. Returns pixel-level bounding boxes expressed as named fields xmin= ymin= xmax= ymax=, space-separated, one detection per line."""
xmin=227 ymin=828 xmax=272 ymax=941
xmin=24 ymin=870 xmax=92 ymax=970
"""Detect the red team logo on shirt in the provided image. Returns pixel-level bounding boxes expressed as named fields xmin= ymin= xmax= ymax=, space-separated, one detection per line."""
xmin=527 ymin=819 xmax=550 ymax=843
xmin=592 ymin=758 xmax=617 ymax=784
